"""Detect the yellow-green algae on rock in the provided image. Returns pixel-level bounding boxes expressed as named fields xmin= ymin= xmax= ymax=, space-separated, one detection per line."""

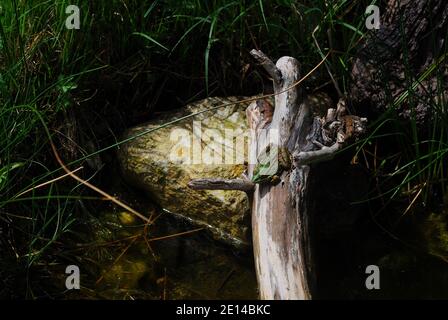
xmin=118 ymin=97 xmax=255 ymax=247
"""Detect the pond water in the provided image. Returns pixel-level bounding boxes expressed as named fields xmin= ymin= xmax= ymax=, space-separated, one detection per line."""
xmin=69 ymin=162 xmax=448 ymax=299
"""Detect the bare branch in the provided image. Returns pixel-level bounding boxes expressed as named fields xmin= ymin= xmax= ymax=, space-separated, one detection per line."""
xmin=293 ymin=142 xmax=342 ymax=166
xmin=188 ymin=178 xmax=255 ymax=192
xmin=250 ymin=49 xmax=282 ymax=85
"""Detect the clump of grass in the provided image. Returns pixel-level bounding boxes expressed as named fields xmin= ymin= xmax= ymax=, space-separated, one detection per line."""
xmin=355 ymin=46 xmax=448 ymax=221
xmin=0 ymin=0 xmax=109 ymax=297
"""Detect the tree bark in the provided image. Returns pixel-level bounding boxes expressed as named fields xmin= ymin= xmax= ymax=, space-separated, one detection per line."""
xmin=350 ymin=0 xmax=448 ymax=123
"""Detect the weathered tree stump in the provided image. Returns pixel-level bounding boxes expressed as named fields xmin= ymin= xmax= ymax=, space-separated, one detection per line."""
xmin=246 ymin=50 xmax=313 ymax=300
xmin=189 ymin=50 xmax=367 ymax=299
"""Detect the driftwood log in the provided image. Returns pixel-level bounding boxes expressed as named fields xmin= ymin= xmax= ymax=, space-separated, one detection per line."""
xmin=189 ymin=50 xmax=366 ymax=299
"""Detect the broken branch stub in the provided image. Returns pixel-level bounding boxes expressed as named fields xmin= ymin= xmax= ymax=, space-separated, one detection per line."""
xmin=250 ymin=49 xmax=283 ymax=86
xmin=188 ymin=178 xmax=255 ymax=192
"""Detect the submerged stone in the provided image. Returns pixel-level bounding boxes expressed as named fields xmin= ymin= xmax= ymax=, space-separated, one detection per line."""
xmin=117 ymin=97 xmax=254 ymax=247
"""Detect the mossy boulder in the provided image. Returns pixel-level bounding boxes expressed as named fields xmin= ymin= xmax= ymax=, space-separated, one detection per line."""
xmin=117 ymin=97 xmax=254 ymax=247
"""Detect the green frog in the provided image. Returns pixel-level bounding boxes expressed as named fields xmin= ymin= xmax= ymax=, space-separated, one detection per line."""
xmin=251 ymin=145 xmax=292 ymax=185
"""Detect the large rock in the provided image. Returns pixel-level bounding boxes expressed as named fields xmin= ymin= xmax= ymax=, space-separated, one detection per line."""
xmin=118 ymin=97 xmax=254 ymax=247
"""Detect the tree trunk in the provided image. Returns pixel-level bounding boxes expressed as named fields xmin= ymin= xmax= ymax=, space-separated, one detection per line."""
xmin=246 ymin=51 xmax=314 ymax=299
xmin=246 ymin=49 xmax=368 ymax=299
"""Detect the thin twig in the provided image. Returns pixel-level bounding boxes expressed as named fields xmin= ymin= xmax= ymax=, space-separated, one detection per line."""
xmin=147 ymin=227 xmax=204 ymax=242
xmin=15 ymin=166 xmax=84 ymax=198
xmin=48 ymin=137 xmax=150 ymax=223
xmin=312 ymin=27 xmax=343 ymax=97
